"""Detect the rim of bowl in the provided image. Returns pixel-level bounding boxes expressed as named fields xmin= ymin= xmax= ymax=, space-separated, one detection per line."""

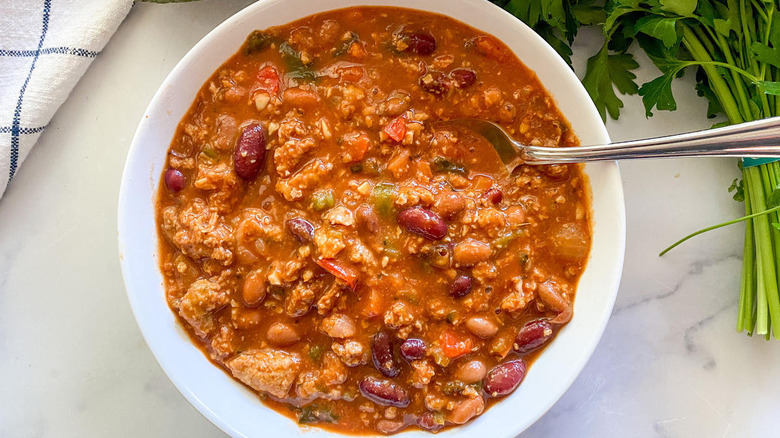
xmin=118 ymin=1 xmax=626 ymax=437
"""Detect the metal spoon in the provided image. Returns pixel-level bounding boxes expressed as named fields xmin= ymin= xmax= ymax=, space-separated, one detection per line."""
xmin=448 ymin=116 xmax=780 ymax=165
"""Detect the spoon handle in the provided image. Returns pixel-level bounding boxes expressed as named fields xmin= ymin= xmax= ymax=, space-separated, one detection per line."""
xmin=523 ymin=116 xmax=780 ymax=164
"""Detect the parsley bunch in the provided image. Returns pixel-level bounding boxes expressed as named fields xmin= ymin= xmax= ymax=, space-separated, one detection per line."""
xmin=495 ymin=0 xmax=780 ymax=338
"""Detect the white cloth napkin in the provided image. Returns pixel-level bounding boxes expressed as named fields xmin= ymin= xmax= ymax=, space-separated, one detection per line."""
xmin=0 ymin=0 xmax=133 ymax=199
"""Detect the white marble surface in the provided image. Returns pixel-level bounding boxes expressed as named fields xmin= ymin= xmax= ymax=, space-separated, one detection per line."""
xmin=1 ymin=1 xmax=778 ymax=437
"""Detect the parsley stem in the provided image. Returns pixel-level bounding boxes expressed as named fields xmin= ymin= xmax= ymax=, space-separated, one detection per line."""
xmin=738 ymin=191 xmax=756 ymax=334
xmin=680 ymin=25 xmax=745 ymax=123
xmin=659 ymin=205 xmax=780 ymax=256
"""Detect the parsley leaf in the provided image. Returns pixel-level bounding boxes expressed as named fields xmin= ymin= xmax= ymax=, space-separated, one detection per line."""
xmin=658 ymin=0 xmax=697 ymax=16
xmin=582 ymin=46 xmax=639 ymax=120
xmin=634 ymin=16 xmax=681 ymax=48
xmin=755 ymin=81 xmax=780 ymax=96
xmin=751 ymin=19 xmax=780 ymax=69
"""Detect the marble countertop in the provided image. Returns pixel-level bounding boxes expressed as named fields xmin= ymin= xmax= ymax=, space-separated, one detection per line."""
xmin=2 ymin=1 xmax=778 ymax=437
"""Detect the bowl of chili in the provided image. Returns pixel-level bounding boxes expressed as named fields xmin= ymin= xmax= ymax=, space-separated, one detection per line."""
xmin=118 ymin=0 xmax=625 ymax=436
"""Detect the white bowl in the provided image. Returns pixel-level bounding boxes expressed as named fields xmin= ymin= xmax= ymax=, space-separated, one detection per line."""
xmin=118 ymin=0 xmax=625 ymax=436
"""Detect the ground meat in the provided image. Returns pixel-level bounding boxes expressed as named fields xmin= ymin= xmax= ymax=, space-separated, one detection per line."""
xmin=332 ymin=339 xmax=368 ymax=367
xmin=410 ymin=360 xmax=435 ymax=389
xmin=317 ymin=283 xmax=343 ymax=314
xmin=384 ymin=302 xmax=415 ymax=329
xmin=178 ymin=278 xmax=230 ymax=337
xmin=275 ymin=138 xmax=317 ymax=177
xmin=226 ymin=349 xmax=301 ymax=398
xmin=295 ymin=351 xmax=349 ymax=400
xmin=209 ymin=325 xmax=235 ymax=360
xmin=267 ymin=259 xmax=304 ymax=285
xmin=347 ymin=239 xmax=378 ymax=268
xmin=394 ymin=185 xmax=435 ymax=208
xmin=276 ymin=159 xmax=333 ymax=201
xmin=500 ymin=278 xmax=534 ymax=313
xmin=313 ymin=226 xmax=346 ymax=258
xmin=285 ymin=278 xmax=323 ymax=317
xmin=161 ymin=200 xmax=234 ymax=266
xmin=323 ymin=206 xmax=355 ymax=227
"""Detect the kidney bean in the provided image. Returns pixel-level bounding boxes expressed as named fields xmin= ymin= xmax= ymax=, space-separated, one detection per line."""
xmin=233 ymin=123 xmax=266 ymax=180
xmin=400 ymin=30 xmax=436 ymax=55
xmin=285 ymin=217 xmax=314 ymax=243
xmin=417 ymin=412 xmax=444 ymax=432
xmin=514 ymin=319 xmax=554 ymax=353
xmin=449 ymin=396 xmax=485 ymax=424
xmin=465 ymin=315 xmax=499 ymax=339
xmin=372 ymin=331 xmax=400 ymax=377
xmin=450 ymin=275 xmax=473 ymax=298
xmin=455 ymin=359 xmax=487 ymax=383
xmin=359 ymin=376 xmax=410 ymax=408
xmin=483 ymin=187 xmax=503 ymax=204
xmin=450 ymin=68 xmax=477 ymax=88
xmin=164 ymin=168 xmax=186 ymax=192
xmin=397 ymin=206 xmax=447 ymax=240
xmin=419 ymin=71 xmax=448 ymax=96
xmin=399 ymin=338 xmax=426 ymax=361
xmin=356 ymin=205 xmax=379 ymax=233
xmin=453 ymin=239 xmax=492 ymax=267
xmin=484 ymin=359 xmax=526 ymax=397
xmin=266 ymin=322 xmax=300 ymax=347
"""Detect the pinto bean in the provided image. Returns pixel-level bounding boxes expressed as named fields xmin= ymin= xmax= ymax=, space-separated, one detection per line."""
xmin=400 ymin=31 xmax=436 ymax=55
xmin=515 ymin=319 xmax=554 ymax=353
xmin=286 ymin=217 xmax=314 ymax=243
xmin=376 ymin=419 xmax=405 ymax=434
xmin=266 ymin=322 xmax=300 ymax=347
xmin=397 ymin=206 xmax=447 ymax=240
xmin=453 ymin=239 xmax=492 ymax=267
xmin=282 ymin=87 xmax=319 ymax=107
xmin=449 ymin=396 xmax=485 ymax=424
xmin=434 ymin=192 xmax=466 ymax=218
xmin=359 ymin=376 xmax=410 ymax=408
xmin=356 ymin=205 xmax=379 ymax=233
xmin=372 ymin=331 xmax=400 ymax=377
xmin=242 ymin=270 xmax=266 ymax=307
xmin=455 ymin=359 xmax=487 ymax=383
xmin=320 ymin=314 xmax=357 ymax=338
xmin=449 ymin=275 xmax=473 ymax=298
xmin=399 ymin=338 xmax=426 ymax=361
xmin=234 ymin=123 xmax=266 ymax=180
xmin=537 ymin=280 xmax=572 ymax=324
xmin=164 ymin=168 xmax=186 ymax=192
xmin=450 ymin=68 xmax=477 ymax=88
xmin=465 ymin=315 xmax=499 ymax=339
xmin=484 ymin=359 xmax=526 ymax=397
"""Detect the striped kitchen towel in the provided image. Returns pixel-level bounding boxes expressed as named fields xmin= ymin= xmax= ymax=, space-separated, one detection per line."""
xmin=0 ymin=0 xmax=133 ymax=200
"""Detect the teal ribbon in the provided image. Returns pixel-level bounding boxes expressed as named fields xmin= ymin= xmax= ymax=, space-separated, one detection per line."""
xmin=743 ymin=158 xmax=780 ymax=168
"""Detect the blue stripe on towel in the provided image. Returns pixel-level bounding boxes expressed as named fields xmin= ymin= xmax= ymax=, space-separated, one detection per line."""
xmin=9 ymin=0 xmax=52 ymax=183
xmin=0 ymin=46 xmax=99 ymax=58
xmin=0 ymin=126 xmax=46 ymax=135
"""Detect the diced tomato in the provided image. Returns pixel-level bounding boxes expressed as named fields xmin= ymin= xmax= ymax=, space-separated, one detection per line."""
xmin=383 ymin=115 xmax=407 ymax=142
xmin=343 ymin=132 xmax=371 ymax=162
xmin=257 ymin=65 xmax=281 ymax=95
xmin=317 ymin=258 xmax=360 ymax=290
xmin=440 ymin=330 xmax=474 ymax=359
